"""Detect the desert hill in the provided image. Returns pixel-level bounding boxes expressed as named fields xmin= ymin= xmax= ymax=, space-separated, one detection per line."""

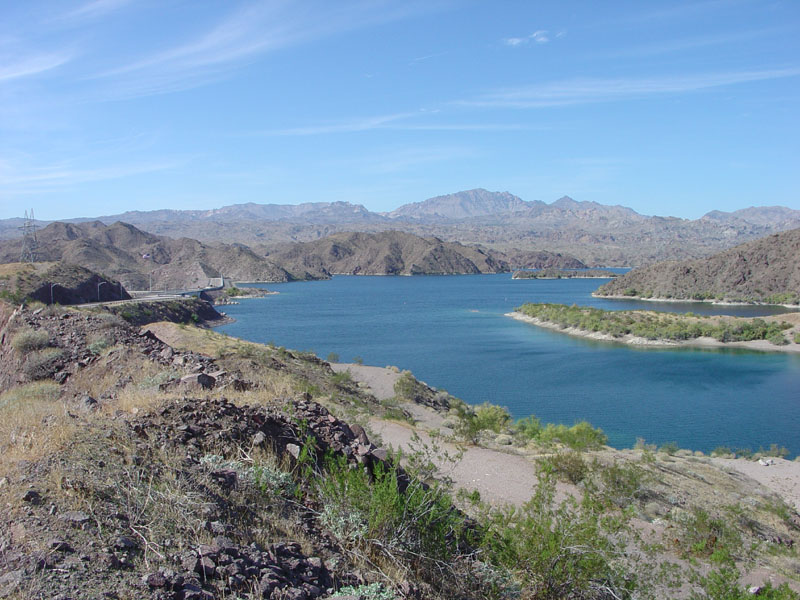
xmin=595 ymin=227 xmax=800 ymax=304
xmin=4 ymin=189 xmax=798 ymax=267
xmin=0 ymin=221 xmax=296 ymax=290
xmin=0 ymin=222 xmax=589 ymax=285
xmin=265 ymin=230 xmax=508 ymax=276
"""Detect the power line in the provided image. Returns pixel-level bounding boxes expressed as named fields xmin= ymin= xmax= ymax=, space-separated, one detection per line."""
xmin=19 ymin=209 xmax=39 ymax=263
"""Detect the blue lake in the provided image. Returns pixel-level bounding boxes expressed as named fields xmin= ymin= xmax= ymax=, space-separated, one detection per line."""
xmin=218 ymin=274 xmax=800 ymax=457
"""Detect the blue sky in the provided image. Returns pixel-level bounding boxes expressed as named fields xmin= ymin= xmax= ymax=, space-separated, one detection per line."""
xmin=1 ymin=0 xmax=798 ymax=221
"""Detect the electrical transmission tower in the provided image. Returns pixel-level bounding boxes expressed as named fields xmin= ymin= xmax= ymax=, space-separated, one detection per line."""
xmin=19 ymin=209 xmax=39 ymax=263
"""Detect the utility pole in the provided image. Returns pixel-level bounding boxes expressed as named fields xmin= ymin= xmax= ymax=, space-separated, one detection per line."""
xmin=19 ymin=209 xmax=39 ymax=263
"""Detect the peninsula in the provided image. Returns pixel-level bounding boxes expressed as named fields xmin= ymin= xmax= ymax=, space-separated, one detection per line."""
xmin=510 ymin=302 xmax=800 ymax=353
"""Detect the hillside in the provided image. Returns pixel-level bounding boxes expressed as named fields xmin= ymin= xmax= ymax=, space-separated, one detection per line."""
xmin=0 ymin=221 xmax=297 ymax=290
xmin=4 ymin=190 xmax=798 ymax=267
xmin=1 ymin=301 xmax=800 ymax=598
xmin=265 ymin=230 xmax=508 ymax=276
xmin=595 ymin=228 xmax=800 ymax=304
xmin=0 ymin=262 xmax=130 ymax=305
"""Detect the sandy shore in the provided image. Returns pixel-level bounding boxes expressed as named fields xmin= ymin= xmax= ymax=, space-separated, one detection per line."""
xmin=333 ymin=362 xmax=800 ymax=513
xmin=506 ymin=311 xmax=800 ymax=354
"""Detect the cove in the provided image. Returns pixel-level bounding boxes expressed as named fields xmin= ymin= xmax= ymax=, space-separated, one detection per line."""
xmin=218 ymin=274 xmax=800 ymax=457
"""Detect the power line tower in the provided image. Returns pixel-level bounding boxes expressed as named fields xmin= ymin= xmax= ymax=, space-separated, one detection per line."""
xmin=19 ymin=209 xmax=39 ymax=263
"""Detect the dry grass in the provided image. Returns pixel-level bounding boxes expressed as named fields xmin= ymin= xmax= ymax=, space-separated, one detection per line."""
xmin=0 ymin=382 xmax=76 ymax=471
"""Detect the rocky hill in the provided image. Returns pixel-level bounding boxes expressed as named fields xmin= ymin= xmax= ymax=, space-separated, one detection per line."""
xmin=4 ymin=190 xmax=798 ymax=267
xmin=386 ymin=188 xmax=530 ymax=221
xmin=0 ymin=262 xmax=130 ymax=305
xmin=265 ymin=230 xmax=508 ymax=276
xmin=0 ymin=221 xmax=297 ymax=290
xmin=595 ymin=228 xmax=800 ymax=304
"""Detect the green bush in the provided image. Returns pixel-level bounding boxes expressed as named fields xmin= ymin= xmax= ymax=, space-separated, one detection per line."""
xmin=539 ymin=450 xmax=589 ymax=484
xmin=767 ymin=331 xmax=788 ymax=345
xmin=88 ymin=338 xmax=110 ymax=355
xmin=690 ymin=566 xmax=800 ymax=600
xmin=482 ymin=474 xmax=637 ymax=599
xmin=317 ymin=453 xmax=471 ymax=575
xmin=23 ymin=348 xmax=65 ymax=380
xmin=326 ymin=351 xmax=340 ymax=363
xmin=11 ymin=328 xmax=50 ymax=353
xmin=538 ymin=421 xmax=608 ymax=450
xmin=515 ymin=415 xmax=542 ymax=440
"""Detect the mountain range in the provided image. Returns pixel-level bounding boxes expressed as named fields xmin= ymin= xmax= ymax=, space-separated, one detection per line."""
xmin=0 ymin=221 xmax=587 ymax=288
xmin=3 ymin=189 xmax=799 ymax=267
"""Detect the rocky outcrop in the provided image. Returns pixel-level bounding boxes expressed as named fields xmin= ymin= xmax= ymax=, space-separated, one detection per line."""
xmin=266 ymin=230 xmax=508 ymax=276
xmin=595 ymin=228 xmax=800 ymax=303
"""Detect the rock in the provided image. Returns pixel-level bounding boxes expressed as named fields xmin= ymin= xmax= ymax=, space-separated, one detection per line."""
xmin=180 ymin=373 xmax=216 ymax=390
xmin=252 ymin=431 xmax=266 ymax=446
xmin=286 ymin=443 xmax=301 ymax=460
xmin=59 ymin=511 xmax=91 ymax=526
xmin=349 ymin=424 xmax=369 ymax=445
xmin=22 ymin=489 xmax=42 ymax=505
xmin=194 ymin=555 xmax=216 ymax=579
xmin=370 ymin=447 xmax=389 ymax=462
xmin=495 ymin=434 xmax=513 ymax=445
xmin=80 ymin=395 xmax=98 ymax=411
xmin=113 ymin=536 xmax=138 ymax=551
xmin=49 ymin=539 xmax=74 ymax=553
xmin=144 ymin=572 xmax=168 ymax=588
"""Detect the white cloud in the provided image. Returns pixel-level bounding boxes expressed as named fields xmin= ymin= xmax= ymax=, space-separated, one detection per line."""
xmin=503 ymin=30 xmax=550 ymax=47
xmin=464 ymin=68 xmax=800 ymax=108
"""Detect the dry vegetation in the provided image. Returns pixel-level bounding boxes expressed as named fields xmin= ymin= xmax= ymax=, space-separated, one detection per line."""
xmin=1 ymin=300 xmax=799 ymax=599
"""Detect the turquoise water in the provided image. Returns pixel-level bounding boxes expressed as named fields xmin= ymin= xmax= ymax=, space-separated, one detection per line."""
xmin=218 ymin=274 xmax=800 ymax=456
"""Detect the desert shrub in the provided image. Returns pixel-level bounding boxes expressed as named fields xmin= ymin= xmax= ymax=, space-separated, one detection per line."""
xmin=795 ymin=332 xmax=800 ymax=344
xmin=767 ymin=331 xmax=788 ymax=345
xmin=711 ymin=446 xmax=732 ymax=457
xmin=317 ymin=453 xmax=470 ymax=578
xmin=758 ymin=444 xmax=789 ymax=458
xmin=88 ymin=337 xmax=111 ymax=355
xmin=658 ymin=441 xmax=680 ymax=455
xmin=539 ymin=450 xmax=589 ymax=484
xmin=514 ymin=415 xmax=542 ymax=440
xmin=473 ymin=402 xmax=511 ymax=433
xmin=331 ymin=370 xmax=353 ymax=386
xmin=452 ymin=401 xmax=512 ymax=443
xmin=23 ymin=348 xmax=65 ymax=380
xmin=690 ymin=567 xmax=799 ymax=600
xmin=326 ymin=351 xmax=340 ymax=362
xmin=11 ymin=328 xmax=50 ymax=353
xmin=538 ymin=421 xmax=608 ymax=450
xmin=482 ymin=474 xmax=637 ymax=600
xmin=593 ymin=460 xmax=649 ymax=509
xmin=674 ymin=508 xmax=742 ymax=564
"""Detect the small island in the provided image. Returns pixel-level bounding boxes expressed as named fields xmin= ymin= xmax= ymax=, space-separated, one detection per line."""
xmin=512 ymin=268 xmax=618 ymax=280
xmin=510 ymin=302 xmax=800 ymax=353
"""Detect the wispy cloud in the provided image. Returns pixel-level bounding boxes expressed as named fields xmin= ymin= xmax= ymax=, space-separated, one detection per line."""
xmin=0 ymin=158 xmax=182 ymax=192
xmin=593 ymin=28 xmax=781 ymax=60
xmin=0 ymin=51 xmax=73 ymax=82
xmin=95 ymin=1 xmax=443 ymax=98
xmin=503 ymin=30 xmax=550 ymax=47
xmin=463 ymin=68 xmax=800 ymax=108
xmin=60 ymin=0 xmax=132 ymax=22
xmin=257 ymin=112 xmax=533 ymax=136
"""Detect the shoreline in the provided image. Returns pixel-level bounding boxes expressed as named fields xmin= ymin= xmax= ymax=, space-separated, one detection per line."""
xmin=593 ymin=293 xmax=800 ymax=310
xmin=506 ymin=311 xmax=800 ymax=354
